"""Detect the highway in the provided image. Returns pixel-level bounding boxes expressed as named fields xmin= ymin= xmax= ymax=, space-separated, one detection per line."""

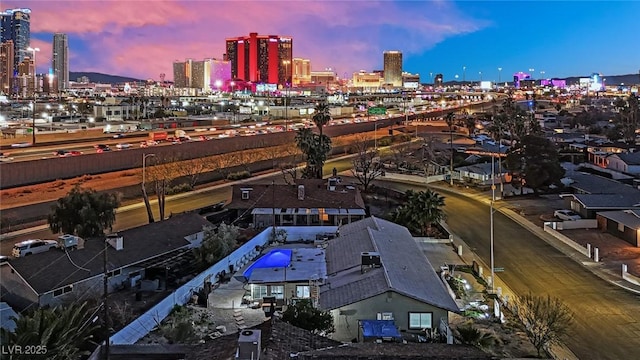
xmin=378 ymin=181 xmax=640 ymax=360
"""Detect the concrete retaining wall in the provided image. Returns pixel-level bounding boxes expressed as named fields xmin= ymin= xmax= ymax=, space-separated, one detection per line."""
xmin=543 ymin=224 xmax=590 ymax=257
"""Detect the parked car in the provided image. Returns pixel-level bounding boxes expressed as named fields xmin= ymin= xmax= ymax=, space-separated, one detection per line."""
xmin=12 ymin=239 xmax=58 ymax=257
xmin=116 ymin=143 xmax=131 ymax=150
xmin=554 ymin=209 xmax=582 ymax=221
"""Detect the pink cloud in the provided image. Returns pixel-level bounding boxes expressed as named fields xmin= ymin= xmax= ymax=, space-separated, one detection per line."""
xmin=5 ymin=0 xmax=488 ymax=80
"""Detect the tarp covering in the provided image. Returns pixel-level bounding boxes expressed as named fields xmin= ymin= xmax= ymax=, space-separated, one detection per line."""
xmin=360 ymin=320 xmax=401 ymax=339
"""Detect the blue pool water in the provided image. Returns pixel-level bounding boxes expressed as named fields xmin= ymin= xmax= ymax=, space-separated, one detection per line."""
xmin=242 ymin=249 xmax=292 ymax=279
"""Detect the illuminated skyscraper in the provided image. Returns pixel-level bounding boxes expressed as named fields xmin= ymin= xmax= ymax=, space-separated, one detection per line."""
xmin=1 ymin=8 xmax=31 ymax=70
xmin=0 ymin=40 xmax=14 ymax=94
xmin=225 ymin=32 xmax=292 ymax=86
xmin=52 ymin=33 xmax=69 ymax=91
xmin=383 ymin=51 xmax=402 ymax=87
xmin=292 ymin=58 xmax=311 ymax=85
xmin=173 ymin=59 xmax=192 ymax=88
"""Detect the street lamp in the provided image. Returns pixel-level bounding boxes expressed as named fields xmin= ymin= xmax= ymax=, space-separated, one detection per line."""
xmin=498 ymin=67 xmax=502 ymax=84
xmin=463 ymin=66 xmax=466 ymax=84
xmin=490 ymin=154 xmax=496 ymax=294
xmin=479 ymin=71 xmax=483 ymax=83
xmin=374 ymin=120 xmax=379 ymax=150
xmin=27 ymin=47 xmax=40 ymax=145
xmin=282 ymin=60 xmax=291 ymax=131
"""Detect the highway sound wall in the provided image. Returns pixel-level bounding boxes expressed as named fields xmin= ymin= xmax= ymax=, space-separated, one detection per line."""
xmin=0 ymin=119 xmax=398 ymax=189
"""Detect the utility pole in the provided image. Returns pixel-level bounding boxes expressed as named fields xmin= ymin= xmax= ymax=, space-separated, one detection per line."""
xmin=103 ymin=240 xmax=110 ymax=360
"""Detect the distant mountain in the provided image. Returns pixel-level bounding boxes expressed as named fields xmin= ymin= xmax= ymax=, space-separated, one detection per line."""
xmin=564 ymin=73 xmax=640 ymax=86
xmin=70 ymin=72 xmax=145 ymax=84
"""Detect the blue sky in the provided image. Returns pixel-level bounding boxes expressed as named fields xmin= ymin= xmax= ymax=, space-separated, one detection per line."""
xmin=9 ymin=0 xmax=640 ymax=82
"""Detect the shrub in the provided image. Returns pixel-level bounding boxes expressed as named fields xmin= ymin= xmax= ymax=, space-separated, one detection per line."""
xmin=227 ymin=170 xmax=251 ymax=180
xmin=167 ymin=183 xmax=192 ymax=195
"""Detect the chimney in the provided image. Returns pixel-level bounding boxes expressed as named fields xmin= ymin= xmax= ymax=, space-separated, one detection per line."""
xmin=327 ymin=178 xmax=337 ymax=191
xmin=298 ymin=185 xmax=305 ymax=200
xmin=106 ymin=233 xmax=124 ymax=251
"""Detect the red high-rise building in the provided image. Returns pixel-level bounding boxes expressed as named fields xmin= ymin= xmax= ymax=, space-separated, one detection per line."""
xmin=225 ymin=32 xmax=292 ymax=86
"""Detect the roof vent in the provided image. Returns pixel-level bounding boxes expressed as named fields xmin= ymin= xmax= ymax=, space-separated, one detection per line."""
xmin=361 ymin=252 xmax=381 ymax=274
xmin=327 ymin=178 xmax=338 ymax=191
xmin=298 ymin=185 xmax=305 ymax=200
xmin=237 ymin=329 xmax=261 ymax=360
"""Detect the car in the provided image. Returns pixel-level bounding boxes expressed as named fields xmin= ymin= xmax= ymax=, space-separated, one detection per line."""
xmin=0 ymin=255 xmax=9 ymax=264
xmin=10 ymin=142 xmax=32 ymax=148
xmin=113 ymin=133 xmax=126 ymax=139
xmin=116 ymin=143 xmax=131 ymax=150
xmin=554 ymin=209 xmax=582 ymax=221
xmin=0 ymin=152 xmax=13 ymax=162
xmin=94 ymin=144 xmax=111 ymax=153
xmin=12 ymin=239 xmax=58 ymax=257
xmin=54 ymin=150 xmax=83 ymax=157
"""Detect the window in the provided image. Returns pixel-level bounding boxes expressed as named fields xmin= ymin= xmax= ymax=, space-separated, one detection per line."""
xmin=408 ymin=312 xmax=432 ymax=329
xmin=53 ymin=285 xmax=73 ymax=297
xmin=296 ymin=285 xmax=310 ymax=298
xmin=270 ymin=285 xmax=284 ymax=299
xmin=251 ymin=285 xmax=267 ymax=300
xmin=242 ymin=190 xmax=250 ymax=200
xmin=108 ymin=269 xmax=121 ymax=278
xmin=377 ymin=312 xmax=394 ymax=320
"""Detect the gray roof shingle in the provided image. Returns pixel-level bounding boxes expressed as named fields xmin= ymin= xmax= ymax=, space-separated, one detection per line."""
xmin=7 ymin=212 xmax=210 ymax=294
xmin=320 ymin=217 xmax=459 ymax=313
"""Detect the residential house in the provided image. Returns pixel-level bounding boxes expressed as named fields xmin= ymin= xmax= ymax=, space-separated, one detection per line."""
xmin=455 ymin=162 xmax=507 ymax=186
xmin=226 ymin=179 xmax=366 ymax=228
xmin=607 ymin=152 xmax=640 ymax=175
xmin=597 ymin=210 xmax=640 ymax=247
xmin=560 ymin=171 xmax=640 ymax=219
xmin=240 ymin=246 xmax=327 ymax=311
xmin=0 ymin=213 xmax=210 ymax=311
xmin=320 ymin=217 xmax=460 ymax=342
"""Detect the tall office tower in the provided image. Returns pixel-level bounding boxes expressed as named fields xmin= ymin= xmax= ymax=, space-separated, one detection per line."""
xmin=434 ymin=73 xmax=443 ymax=88
xmin=173 ymin=59 xmax=192 ymax=88
xmin=383 ymin=50 xmax=403 ymax=87
xmin=292 ymin=58 xmax=311 ymax=85
xmin=52 ymin=33 xmax=69 ymax=91
xmin=191 ymin=59 xmax=211 ymax=92
xmin=0 ymin=40 xmax=14 ymax=94
xmin=1 ymin=8 xmax=31 ymax=70
xmin=225 ymin=32 xmax=293 ymax=86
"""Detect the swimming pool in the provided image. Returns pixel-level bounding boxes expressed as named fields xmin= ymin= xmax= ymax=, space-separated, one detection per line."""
xmin=242 ymin=249 xmax=292 ymax=280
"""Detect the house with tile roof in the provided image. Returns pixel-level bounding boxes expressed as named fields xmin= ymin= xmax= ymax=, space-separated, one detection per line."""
xmin=0 ymin=212 xmax=210 ymax=311
xmin=320 ymin=217 xmax=460 ymax=342
xmin=226 ymin=179 xmax=366 ymax=228
xmin=597 ymin=210 xmax=640 ymax=246
xmin=607 ymin=152 xmax=640 ymax=175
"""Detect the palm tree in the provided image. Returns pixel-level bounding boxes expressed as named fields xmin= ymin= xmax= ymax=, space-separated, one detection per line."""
xmin=1 ymin=302 xmax=102 ymax=359
xmin=393 ymin=189 xmax=446 ymax=236
xmin=454 ymin=323 xmax=496 ymax=349
xmin=444 ymin=112 xmax=455 ymax=185
xmin=311 ymin=102 xmax=332 ymax=178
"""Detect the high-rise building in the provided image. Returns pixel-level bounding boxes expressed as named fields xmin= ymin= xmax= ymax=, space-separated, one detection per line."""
xmin=52 ymin=33 xmax=69 ymax=91
xmin=173 ymin=59 xmax=192 ymax=88
xmin=383 ymin=51 xmax=402 ymax=87
xmin=434 ymin=74 xmax=443 ymax=88
xmin=292 ymin=58 xmax=311 ymax=86
xmin=210 ymin=58 xmax=231 ymax=88
xmin=191 ymin=59 xmax=211 ymax=92
xmin=1 ymin=8 xmax=31 ymax=70
xmin=225 ymin=32 xmax=292 ymax=86
xmin=0 ymin=40 xmax=14 ymax=94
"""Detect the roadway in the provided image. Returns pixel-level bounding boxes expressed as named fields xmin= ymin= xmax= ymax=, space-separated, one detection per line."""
xmin=378 ymin=181 xmax=640 ymax=360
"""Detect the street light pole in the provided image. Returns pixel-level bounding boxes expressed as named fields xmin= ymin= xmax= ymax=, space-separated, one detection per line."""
xmin=28 ymin=47 xmax=40 ymax=145
xmin=463 ymin=66 xmax=466 ymax=84
xmin=490 ymin=154 xmax=496 ymax=294
xmin=374 ymin=120 xmax=378 ymax=150
xmin=282 ymin=60 xmax=291 ymax=131
xmin=498 ymin=67 xmax=502 ymax=85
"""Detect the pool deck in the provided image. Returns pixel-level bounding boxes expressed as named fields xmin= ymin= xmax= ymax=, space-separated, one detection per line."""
xmin=244 ymin=245 xmax=327 ymax=284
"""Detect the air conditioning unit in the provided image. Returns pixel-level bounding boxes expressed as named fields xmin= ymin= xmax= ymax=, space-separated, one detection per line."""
xmin=236 ymin=329 xmax=261 ymax=360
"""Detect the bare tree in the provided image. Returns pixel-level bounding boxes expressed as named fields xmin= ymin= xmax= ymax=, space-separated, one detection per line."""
xmin=516 ymin=292 xmax=574 ymax=357
xmin=388 ymin=142 xmax=411 ymax=170
xmin=146 ymin=156 xmax=182 ymax=221
xmin=351 ymin=135 xmax=384 ymax=192
xmin=278 ymin=143 xmax=305 ymax=185
xmin=178 ymin=157 xmax=209 ymax=189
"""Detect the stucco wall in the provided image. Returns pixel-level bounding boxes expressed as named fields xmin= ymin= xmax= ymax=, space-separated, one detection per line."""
xmin=328 ymin=291 xmax=449 ymax=342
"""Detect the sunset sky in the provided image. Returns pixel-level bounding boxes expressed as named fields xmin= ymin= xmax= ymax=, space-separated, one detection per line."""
xmin=8 ymin=0 xmax=640 ymax=82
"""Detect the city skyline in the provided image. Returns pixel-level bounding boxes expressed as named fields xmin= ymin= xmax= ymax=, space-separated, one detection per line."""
xmin=7 ymin=0 xmax=640 ymax=83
